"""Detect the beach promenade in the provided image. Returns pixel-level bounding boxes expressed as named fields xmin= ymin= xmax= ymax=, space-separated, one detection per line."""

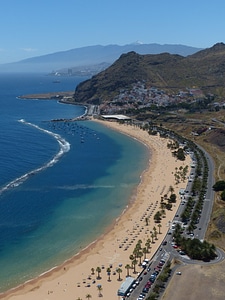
xmin=1 ymin=120 xmax=191 ymax=300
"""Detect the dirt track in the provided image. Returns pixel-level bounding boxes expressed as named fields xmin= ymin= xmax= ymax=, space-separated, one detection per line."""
xmin=162 ymin=260 xmax=225 ymax=300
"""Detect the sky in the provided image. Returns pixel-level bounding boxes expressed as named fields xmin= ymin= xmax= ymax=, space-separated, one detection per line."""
xmin=0 ymin=0 xmax=225 ymax=64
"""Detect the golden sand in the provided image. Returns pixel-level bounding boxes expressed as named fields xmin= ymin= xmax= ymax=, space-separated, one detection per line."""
xmin=1 ymin=120 xmax=191 ymax=300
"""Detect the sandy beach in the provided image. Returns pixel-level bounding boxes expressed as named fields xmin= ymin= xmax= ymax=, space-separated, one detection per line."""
xmin=1 ymin=120 xmax=191 ymax=300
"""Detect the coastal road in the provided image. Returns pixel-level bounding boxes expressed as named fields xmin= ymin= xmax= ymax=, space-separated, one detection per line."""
xmin=128 ymin=145 xmax=221 ymax=300
xmin=195 ymin=144 xmax=215 ymax=240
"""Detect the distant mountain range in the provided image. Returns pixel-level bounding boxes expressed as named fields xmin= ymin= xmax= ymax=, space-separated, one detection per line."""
xmin=0 ymin=43 xmax=202 ymax=73
xmin=73 ymin=43 xmax=225 ymax=104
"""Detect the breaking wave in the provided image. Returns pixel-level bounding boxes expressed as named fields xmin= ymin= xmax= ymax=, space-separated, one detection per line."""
xmin=0 ymin=119 xmax=70 ymax=195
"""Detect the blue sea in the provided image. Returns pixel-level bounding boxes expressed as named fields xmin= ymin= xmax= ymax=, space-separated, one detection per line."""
xmin=0 ymin=73 xmax=149 ymax=293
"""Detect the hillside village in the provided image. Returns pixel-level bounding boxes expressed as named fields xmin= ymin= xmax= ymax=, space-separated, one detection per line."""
xmin=73 ymin=44 xmax=225 ymax=112
xmin=99 ymin=80 xmax=222 ymax=115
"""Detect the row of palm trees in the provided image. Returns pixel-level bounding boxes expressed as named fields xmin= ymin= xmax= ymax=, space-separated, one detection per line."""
xmin=147 ymin=123 xmax=218 ymax=262
xmin=92 ymin=265 xmax=123 ymax=282
xmin=76 ymin=264 xmax=126 ymax=299
xmin=126 ymin=184 xmax=176 ymax=276
xmin=89 ymin=186 xmax=173 ymax=286
xmin=128 ymin=225 xmax=163 ymax=274
xmin=174 ymin=165 xmax=189 ymax=185
xmin=76 ymin=284 xmax=103 ymax=300
xmin=154 ymin=185 xmax=178 ymax=219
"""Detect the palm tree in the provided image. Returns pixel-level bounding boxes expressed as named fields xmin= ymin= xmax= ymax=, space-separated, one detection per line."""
xmin=76 ymin=298 xmax=82 ymax=300
xmin=135 ymin=240 xmax=142 ymax=252
xmin=160 ymin=209 xmax=166 ymax=218
xmin=125 ymin=264 xmax=131 ymax=277
xmin=160 ymin=200 xmax=166 ymax=210
xmin=133 ymin=248 xmax=139 ymax=259
xmin=142 ymin=247 xmax=148 ymax=259
xmin=154 ymin=211 xmax=162 ymax=223
xmin=145 ymin=217 xmax=149 ymax=226
xmin=137 ymin=251 xmax=143 ymax=266
xmin=86 ymin=294 xmax=92 ymax=300
xmin=151 ymin=232 xmax=155 ymax=243
xmin=91 ymin=267 xmax=95 ymax=275
xmin=137 ymin=239 xmax=142 ymax=246
xmin=145 ymin=238 xmax=151 ymax=252
xmin=129 ymin=254 xmax=134 ymax=261
xmin=158 ymin=223 xmax=162 ymax=234
xmin=96 ymin=267 xmax=101 ymax=279
xmin=169 ymin=185 xmax=174 ymax=195
xmin=106 ymin=267 xmax=111 ymax=281
xmin=116 ymin=267 xmax=122 ymax=281
xmin=132 ymin=259 xmax=138 ymax=274
xmin=153 ymin=226 xmax=158 ymax=240
xmin=97 ymin=285 xmax=103 ymax=297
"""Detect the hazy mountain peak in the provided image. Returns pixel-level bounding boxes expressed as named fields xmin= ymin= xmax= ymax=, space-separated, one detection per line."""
xmin=131 ymin=40 xmax=144 ymax=45
xmin=73 ymin=43 xmax=225 ymax=104
xmin=0 ymin=43 xmax=202 ymax=73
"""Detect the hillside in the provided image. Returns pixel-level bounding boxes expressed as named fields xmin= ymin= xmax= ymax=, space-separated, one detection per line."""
xmin=73 ymin=43 xmax=225 ymax=104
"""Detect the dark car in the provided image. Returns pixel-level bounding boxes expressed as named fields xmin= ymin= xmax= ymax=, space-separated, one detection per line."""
xmin=145 ymin=282 xmax=151 ymax=288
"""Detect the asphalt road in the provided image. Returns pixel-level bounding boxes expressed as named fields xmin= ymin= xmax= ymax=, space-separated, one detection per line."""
xmin=194 ymin=145 xmax=215 ymax=240
xmin=128 ymin=147 xmax=222 ymax=300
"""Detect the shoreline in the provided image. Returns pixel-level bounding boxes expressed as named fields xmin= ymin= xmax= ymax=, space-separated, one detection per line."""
xmin=1 ymin=119 xmax=191 ymax=300
xmin=18 ymin=91 xmax=75 ymax=100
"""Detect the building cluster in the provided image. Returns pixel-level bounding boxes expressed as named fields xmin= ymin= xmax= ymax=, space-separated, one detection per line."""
xmin=100 ymin=80 xmax=205 ymax=114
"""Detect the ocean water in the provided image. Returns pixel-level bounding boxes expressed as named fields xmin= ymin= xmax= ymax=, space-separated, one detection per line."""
xmin=0 ymin=73 xmax=149 ymax=292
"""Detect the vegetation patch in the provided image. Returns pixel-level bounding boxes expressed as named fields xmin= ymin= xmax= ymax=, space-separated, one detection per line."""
xmin=214 ymin=215 xmax=225 ymax=233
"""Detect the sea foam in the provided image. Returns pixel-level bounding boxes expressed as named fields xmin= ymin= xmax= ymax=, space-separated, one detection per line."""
xmin=0 ymin=119 xmax=70 ymax=195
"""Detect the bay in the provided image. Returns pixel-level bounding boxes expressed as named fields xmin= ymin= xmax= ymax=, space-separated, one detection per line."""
xmin=0 ymin=73 xmax=149 ymax=292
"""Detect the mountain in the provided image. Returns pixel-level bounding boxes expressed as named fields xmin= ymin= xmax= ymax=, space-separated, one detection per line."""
xmin=73 ymin=43 xmax=225 ymax=104
xmin=0 ymin=43 xmax=201 ymax=73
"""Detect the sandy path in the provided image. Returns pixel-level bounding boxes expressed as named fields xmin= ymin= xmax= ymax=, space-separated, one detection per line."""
xmin=1 ymin=120 xmax=191 ymax=300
